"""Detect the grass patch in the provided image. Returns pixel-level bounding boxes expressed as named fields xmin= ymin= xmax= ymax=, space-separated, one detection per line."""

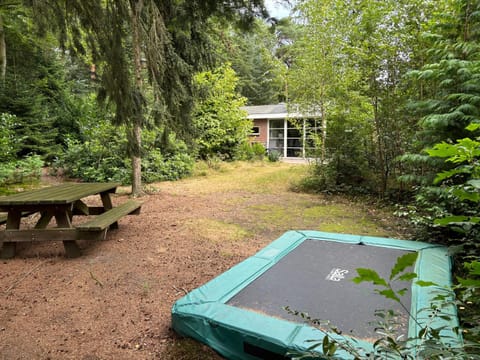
xmin=184 ymin=218 xmax=251 ymax=243
xmin=158 ymin=161 xmax=308 ymax=196
xmin=316 ymin=218 xmax=390 ymax=236
xmin=159 ymin=160 xmax=409 ymax=242
xmin=303 ymin=205 xmax=347 ymax=218
xmin=246 ymin=200 xmax=392 ymax=237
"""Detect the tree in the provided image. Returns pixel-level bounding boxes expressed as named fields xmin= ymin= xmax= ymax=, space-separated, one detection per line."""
xmin=288 ymin=0 xmax=361 ymax=163
xmin=289 ymin=0 xmax=438 ymax=195
xmin=0 ymin=3 xmax=82 ymax=160
xmin=29 ymin=0 xmax=267 ymax=196
xmin=400 ymin=0 xmax=480 ymax=245
xmin=192 ymin=63 xmax=250 ymax=159
xmin=405 ymin=0 xmax=480 ymax=174
xmin=0 ymin=9 xmax=5 ymax=82
xmin=213 ymin=19 xmax=287 ymax=105
xmin=350 ymin=0 xmax=439 ymax=194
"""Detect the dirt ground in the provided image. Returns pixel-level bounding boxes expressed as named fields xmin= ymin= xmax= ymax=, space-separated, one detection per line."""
xmin=0 ymin=162 xmax=409 ymax=360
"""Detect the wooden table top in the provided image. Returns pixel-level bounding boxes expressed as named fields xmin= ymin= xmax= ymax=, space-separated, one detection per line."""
xmin=0 ymin=183 xmax=120 ymax=206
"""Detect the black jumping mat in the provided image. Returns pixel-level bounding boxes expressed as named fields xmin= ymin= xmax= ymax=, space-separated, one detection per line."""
xmin=227 ymin=239 xmax=413 ymax=339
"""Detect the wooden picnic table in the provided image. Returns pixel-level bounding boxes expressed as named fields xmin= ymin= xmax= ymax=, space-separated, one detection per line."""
xmin=0 ymin=182 xmax=141 ymax=259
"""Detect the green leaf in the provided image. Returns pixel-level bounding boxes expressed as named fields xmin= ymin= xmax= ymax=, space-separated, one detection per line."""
xmin=390 ymin=253 xmax=418 ymax=281
xmin=397 ymin=272 xmax=418 ymax=282
xmin=322 ymin=336 xmax=329 ymax=355
xmin=426 ymin=142 xmax=458 ymax=158
xmin=467 ymin=179 xmax=480 ymax=189
xmin=435 ymin=216 xmax=480 ymax=225
xmin=452 ymin=188 xmax=480 ymax=202
xmin=353 ymin=268 xmax=387 ymax=286
xmin=327 ymin=342 xmax=337 ymax=356
xmin=377 ymin=289 xmax=400 ymax=303
xmin=466 ymin=122 xmax=480 ymax=131
xmin=434 ymin=216 xmax=470 ymax=225
xmin=433 ymin=167 xmax=470 ymax=184
xmin=457 ymin=278 xmax=480 ymax=287
xmin=416 ymin=280 xmax=438 ymax=287
xmin=466 ymin=261 xmax=480 ymax=275
xmin=397 ymin=288 xmax=408 ymax=296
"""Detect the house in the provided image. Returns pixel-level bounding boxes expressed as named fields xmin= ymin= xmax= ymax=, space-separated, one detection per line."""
xmin=242 ymin=103 xmax=321 ymax=159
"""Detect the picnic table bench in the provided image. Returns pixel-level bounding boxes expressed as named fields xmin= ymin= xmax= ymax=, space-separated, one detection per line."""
xmin=0 ymin=182 xmax=142 ymax=259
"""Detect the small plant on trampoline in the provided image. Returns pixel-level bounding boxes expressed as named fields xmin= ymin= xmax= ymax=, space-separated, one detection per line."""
xmin=287 ymin=253 xmax=469 ymax=360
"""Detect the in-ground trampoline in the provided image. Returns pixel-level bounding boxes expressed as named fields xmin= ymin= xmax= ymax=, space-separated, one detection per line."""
xmin=172 ymin=231 xmax=461 ymax=359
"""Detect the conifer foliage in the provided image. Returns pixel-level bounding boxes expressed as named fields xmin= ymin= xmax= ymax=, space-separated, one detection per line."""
xmin=405 ymin=0 xmax=480 ymax=180
xmin=402 ymin=0 xmax=480 ymax=251
xmin=28 ymin=0 xmax=266 ymax=195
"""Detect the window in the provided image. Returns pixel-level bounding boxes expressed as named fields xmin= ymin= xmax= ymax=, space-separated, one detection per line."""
xmin=268 ymin=118 xmax=321 ymax=158
xmin=251 ymin=126 xmax=260 ymax=136
xmin=268 ymin=120 xmax=285 ymax=155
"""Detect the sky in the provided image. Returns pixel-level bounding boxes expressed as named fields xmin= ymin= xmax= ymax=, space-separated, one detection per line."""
xmin=264 ymin=0 xmax=292 ymax=19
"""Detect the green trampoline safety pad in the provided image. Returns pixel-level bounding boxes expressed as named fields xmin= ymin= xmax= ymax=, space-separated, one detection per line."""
xmin=171 ymin=231 xmax=461 ymax=360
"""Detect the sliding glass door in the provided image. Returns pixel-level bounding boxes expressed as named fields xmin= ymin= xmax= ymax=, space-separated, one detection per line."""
xmin=268 ymin=119 xmax=305 ymax=158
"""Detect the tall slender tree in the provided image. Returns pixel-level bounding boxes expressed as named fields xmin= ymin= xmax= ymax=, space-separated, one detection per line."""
xmin=350 ymin=0 xmax=439 ymax=194
xmin=288 ymin=0 xmax=354 ymax=162
xmin=0 ymin=1 xmax=24 ymax=83
xmin=29 ymin=0 xmax=267 ymax=195
xmin=214 ymin=19 xmax=286 ymax=105
xmin=288 ymin=0 xmax=438 ymax=194
xmin=0 ymin=12 xmax=5 ymax=83
xmin=400 ymin=0 xmax=480 ymax=240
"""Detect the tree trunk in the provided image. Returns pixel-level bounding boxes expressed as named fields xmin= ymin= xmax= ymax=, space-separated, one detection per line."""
xmin=130 ymin=0 xmax=144 ymax=197
xmin=320 ymin=99 xmax=326 ymax=163
xmin=131 ymin=123 xmax=142 ymax=196
xmin=372 ymin=95 xmax=387 ymax=196
xmin=0 ymin=15 xmax=6 ymax=83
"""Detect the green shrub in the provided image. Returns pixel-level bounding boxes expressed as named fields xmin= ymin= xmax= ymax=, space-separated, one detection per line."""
xmin=294 ymin=162 xmax=337 ymax=193
xmin=55 ymin=114 xmax=194 ymax=184
xmin=0 ymin=113 xmax=21 ymax=162
xmin=236 ymin=142 xmax=266 ymax=161
xmin=0 ymin=155 xmax=44 ymax=186
xmin=54 ymin=132 xmax=129 ymax=183
xmin=456 ymin=261 xmax=480 ymax=348
xmin=192 ymin=64 xmax=250 ymax=160
xmin=142 ymin=150 xmax=194 ymax=183
xmin=267 ymin=149 xmax=281 ymax=162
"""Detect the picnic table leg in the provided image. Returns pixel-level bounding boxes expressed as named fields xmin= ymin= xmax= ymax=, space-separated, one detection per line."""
xmin=35 ymin=211 xmax=53 ymax=229
xmin=54 ymin=210 xmax=81 ymax=258
xmin=0 ymin=210 xmax=21 ymax=259
xmin=100 ymin=191 xmax=118 ymax=229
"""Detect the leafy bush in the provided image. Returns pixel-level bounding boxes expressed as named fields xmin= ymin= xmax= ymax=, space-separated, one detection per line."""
xmin=294 ymin=161 xmax=341 ymax=194
xmin=236 ymin=142 xmax=266 ymax=161
xmin=398 ymin=124 xmax=480 ymax=255
xmin=192 ymin=64 xmax=251 ymax=160
xmin=456 ymin=261 xmax=480 ymax=348
xmin=0 ymin=155 xmax=44 ymax=186
xmin=267 ymin=149 xmax=281 ymax=162
xmin=55 ymin=108 xmax=194 ymax=184
xmin=0 ymin=113 xmax=21 ymax=162
xmin=142 ymin=133 xmax=194 ymax=183
xmin=55 ymin=136 xmax=129 ymax=183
